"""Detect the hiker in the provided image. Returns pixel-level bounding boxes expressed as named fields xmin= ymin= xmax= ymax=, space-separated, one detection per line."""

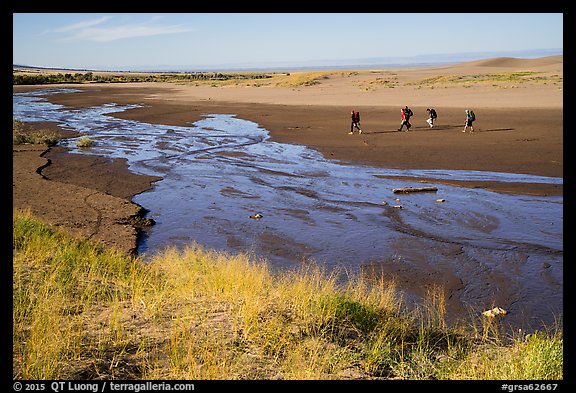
xmin=349 ymin=110 xmax=362 ymax=134
xmin=426 ymin=108 xmax=437 ymax=128
xmin=463 ymin=109 xmax=476 ymax=132
xmin=398 ymin=106 xmax=413 ymax=131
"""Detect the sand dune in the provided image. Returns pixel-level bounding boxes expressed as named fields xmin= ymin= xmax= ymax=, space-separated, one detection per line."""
xmin=462 ymin=55 xmax=563 ymax=69
xmin=158 ymin=55 xmax=563 ymax=109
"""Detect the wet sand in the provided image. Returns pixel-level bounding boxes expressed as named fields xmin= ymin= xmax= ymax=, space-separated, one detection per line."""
xmin=12 ymin=121 xmax=161 ymax=255
xmin=16 ymin=77 xmax=561 ymax=196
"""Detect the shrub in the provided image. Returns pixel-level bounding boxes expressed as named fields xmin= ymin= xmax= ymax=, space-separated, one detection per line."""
xmin=75 ymin=136 xmax=95 ymax=148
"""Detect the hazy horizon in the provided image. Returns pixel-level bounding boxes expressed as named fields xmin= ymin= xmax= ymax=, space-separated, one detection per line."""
xmin=13 ymin=48 xmax=563 ymax=73
xmin=13 ymin=13 xmax=563 ymax=72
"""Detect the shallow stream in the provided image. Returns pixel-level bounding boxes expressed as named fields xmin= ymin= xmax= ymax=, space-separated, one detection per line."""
xmin=13 ymin=88 xmax=563 ymax=330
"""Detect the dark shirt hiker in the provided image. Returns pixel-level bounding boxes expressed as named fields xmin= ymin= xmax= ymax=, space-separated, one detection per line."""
xmin=426 ymin=108 xmax=437 ymax=128
xmin=349 ymin=110 xmax=362 ymax=134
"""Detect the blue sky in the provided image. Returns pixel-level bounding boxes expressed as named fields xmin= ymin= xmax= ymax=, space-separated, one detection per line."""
xmin=13 ymin=13 xmax=563 ymax=70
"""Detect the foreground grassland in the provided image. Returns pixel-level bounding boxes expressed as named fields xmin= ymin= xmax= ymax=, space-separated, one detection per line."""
xmin=13 ymin=211 xmax=563 ymax=380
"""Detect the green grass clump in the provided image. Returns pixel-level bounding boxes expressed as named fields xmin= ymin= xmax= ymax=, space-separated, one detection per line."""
xmin=438 ymin=329 xmax=563 ymax=380
xmin=13 ymin=211 xmax=563 ymax=380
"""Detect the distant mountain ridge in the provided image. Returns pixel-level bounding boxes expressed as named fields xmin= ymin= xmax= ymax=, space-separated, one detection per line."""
xmin=14 ymin=48 xmax=562 ymax=73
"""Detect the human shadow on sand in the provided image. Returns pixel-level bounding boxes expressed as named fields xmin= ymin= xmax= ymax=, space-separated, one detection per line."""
xmin=364 ymin=125 xmax=515 ymax=134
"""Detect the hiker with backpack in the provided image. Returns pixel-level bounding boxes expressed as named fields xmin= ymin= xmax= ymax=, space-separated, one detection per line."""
xmin=398 ymin=106 xmax=413 ymax=132
xmin=426 ymin=108 xmax=437 ymax=128
xmin=349 ymin=109 xmax=362 ymax=134
xmin=463 ymin=109 xmax=476 ymax=132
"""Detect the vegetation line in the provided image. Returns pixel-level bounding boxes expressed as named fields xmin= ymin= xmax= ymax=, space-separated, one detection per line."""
xmin=13 ymin=71 xmax=273 ymax=85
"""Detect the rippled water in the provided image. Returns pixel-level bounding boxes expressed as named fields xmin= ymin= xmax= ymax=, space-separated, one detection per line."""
xmin=13 ymin=88 xmax=563 ymax=330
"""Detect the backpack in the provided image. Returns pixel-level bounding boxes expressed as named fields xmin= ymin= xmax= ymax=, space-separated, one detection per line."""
xmin=469 ymin=111 xmax=475 ymax=121
xmin=354 ymin=111 xmax=360 ymax=122
xmin=430 ymin=109 xmax=437 ymax=119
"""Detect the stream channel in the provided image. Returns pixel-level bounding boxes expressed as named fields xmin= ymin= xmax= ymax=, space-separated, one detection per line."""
xmin=13 ymin=88 xmax=563 ymax=331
